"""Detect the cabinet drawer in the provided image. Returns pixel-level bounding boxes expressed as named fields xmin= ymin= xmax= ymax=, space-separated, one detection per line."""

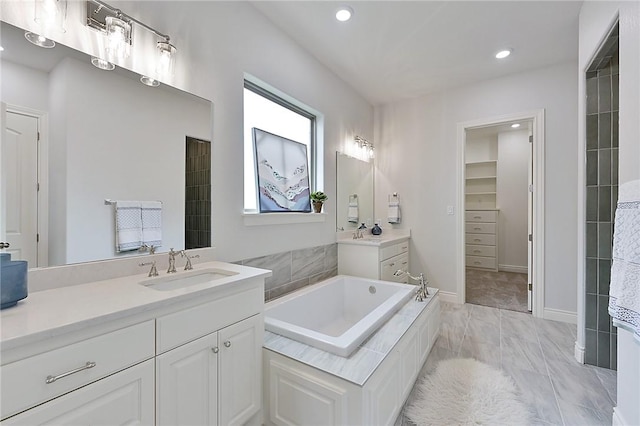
xmin=465 ymin=245 xmax=496 ymax=257
xmin=466 ymin=256 xmax=497 ymax=270
xmin=380 ymin=240 xmax=409 ymax=261
xmin=465 ymin=233 xmax=496 ymax=246
xmin=465 ymin=222 xmax=496 ymax=234
xmin=465 ymin=210 xmax=497 ymax=223
xmin=1 ymin=320 xmax=155 ymax=420
xmin=380 ymin=254 xmax=409 ymax=282
xmin=156 ymin=285 xmax=262 ymax=353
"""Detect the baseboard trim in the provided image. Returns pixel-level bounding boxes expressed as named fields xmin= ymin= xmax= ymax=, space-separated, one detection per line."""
xmin=544 ymin=307 xmax=577 ymax=324
xmin=574 ymin=341 xmax=585 ymax=364
xmin=498 ymin=264 xmax=528 ymax=274
xmin=438 ymin=291 xmax=458 ymax=304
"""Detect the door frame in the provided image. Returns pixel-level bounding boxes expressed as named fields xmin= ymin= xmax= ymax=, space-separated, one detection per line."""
xmin=5 ymin=104 xmax=49 ymax=267
xmin=455 ymin=109 xmax=545 ymax=317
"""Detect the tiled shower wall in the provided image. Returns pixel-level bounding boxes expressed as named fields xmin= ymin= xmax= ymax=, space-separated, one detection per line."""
xmin=585 ymin=32 xmax=618 ymax=369
xmin=185 ymin=138 xmax=211 ymax=249
xmin=239 ymin=244 xmax=338 ymax=301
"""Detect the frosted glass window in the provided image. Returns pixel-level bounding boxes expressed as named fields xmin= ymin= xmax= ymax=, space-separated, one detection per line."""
xmin=243 ymin=82 xmax=316 ymax=211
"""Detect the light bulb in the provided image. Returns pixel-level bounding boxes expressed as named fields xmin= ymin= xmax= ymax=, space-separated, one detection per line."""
xmin=336 ymin=6 xmax=353 ymax=22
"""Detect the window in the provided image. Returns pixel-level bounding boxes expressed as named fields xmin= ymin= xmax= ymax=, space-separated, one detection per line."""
xmin=243 ymin=80 xmax=317 ymax=212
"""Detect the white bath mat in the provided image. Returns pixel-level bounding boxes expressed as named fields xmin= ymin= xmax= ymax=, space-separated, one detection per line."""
xmin=405 ymin=358 xmax=530 ymax=425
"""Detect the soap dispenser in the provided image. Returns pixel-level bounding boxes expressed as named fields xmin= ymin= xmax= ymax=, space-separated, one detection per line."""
xmin=371 ymin=222 xmax=382 ymax=235
xmin=358 ymin=223 xmax=367 ymax=230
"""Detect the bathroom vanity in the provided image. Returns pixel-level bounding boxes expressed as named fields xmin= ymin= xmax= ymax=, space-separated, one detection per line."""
xmin=337 ymin=232 xmax=411 ymax=283
xmin=0 ymin=261 xmax=270 ymax=425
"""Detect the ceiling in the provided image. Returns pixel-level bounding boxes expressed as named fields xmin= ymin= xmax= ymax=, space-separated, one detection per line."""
xmin=251 ymin=1 xmax=582 ymax=106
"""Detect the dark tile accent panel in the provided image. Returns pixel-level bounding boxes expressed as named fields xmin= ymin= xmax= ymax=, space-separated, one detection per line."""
xmin=597 ymin=332 xmax=611 ymax=368
xmin=586 ymin=151 xmax=598 ymax=186
xmin=585 ymin=329 xmax=598 ymax=365
xmin=584 ymin=31 xmax=618 ymax=370
xmin=240 ymin=243 xmax=338 ymax=302
xmin=585 ymin=258 xmax=597 ymax=294
xmin=185 ymin=138 xmax=211 ymax=249
xmin=611 ymin=334 xmax=617 ymax=370
xmin=586 ymin=114 xmax=599 ymax=150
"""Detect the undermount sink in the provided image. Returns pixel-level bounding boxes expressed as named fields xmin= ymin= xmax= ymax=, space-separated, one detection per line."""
xmin=140 ymin=268 xmax=239 ymax=291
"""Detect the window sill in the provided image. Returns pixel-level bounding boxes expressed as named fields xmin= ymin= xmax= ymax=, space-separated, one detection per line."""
xmin=243 ymin=212 xmax=326 ymax=226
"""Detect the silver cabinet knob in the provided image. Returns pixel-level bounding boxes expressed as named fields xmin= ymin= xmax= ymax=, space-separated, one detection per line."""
xmin=224 ymin=341 xmax=231 ymax=348
xmin=212 ymin=347 xmax=219 ymax=353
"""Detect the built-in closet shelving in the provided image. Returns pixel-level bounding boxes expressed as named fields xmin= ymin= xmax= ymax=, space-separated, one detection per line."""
xmin=465 ymin=160 xmax=497 ymax=210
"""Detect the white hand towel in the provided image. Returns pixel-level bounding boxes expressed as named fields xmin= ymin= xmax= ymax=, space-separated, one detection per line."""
xmin=388 ymin=198 xmax=401 ymax=224
xmin=141 ymin=201 xmax=162 ymax=248
xmin=115 ymin=201 xmax=142 ymax=252
xmin=348 ymin=197 xmax=359 ymax=223
xmin=609 ymin=179 xmax=640 ymax=342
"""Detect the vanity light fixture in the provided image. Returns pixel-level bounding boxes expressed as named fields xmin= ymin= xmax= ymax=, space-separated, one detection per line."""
xmin=140 ymin=75 xmax=160 ymax=87
xmin=156 ymin=40 xmax=177 ymax=79
xmin=495 ymin=49 xmax=512 ymax=59
xmin=91 ymin=56 xmax=115 ymax=70
xmin=336 ymin=6 xmax=353 ymax=22
xmin=34 ymin=0 xmax=67 ymax=33
xmin=354 ymin=135 xmax=375 ymax=161
xmin=24 ymin=31 xmax=56 ymax=48
xmin=511 ymin=123 xmax=521 ymax=128
xmin=105 ymin=15 xmax=131 ymax=59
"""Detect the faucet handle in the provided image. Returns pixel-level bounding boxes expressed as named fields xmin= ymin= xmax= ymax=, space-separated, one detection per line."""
xmin=139 ymin=261 xmax=159 ymax=277
xmin=181 ymin=251 xmax=200 ymax=270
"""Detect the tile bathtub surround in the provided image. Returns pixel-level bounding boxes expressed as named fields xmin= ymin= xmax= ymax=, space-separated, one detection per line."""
xmin=240 ymin=243 xmax=338 ymax=301
xmin=584 ymin=40 xmax=618 ymax=370
xmin=395 ymin=302 xmax=617 ymax=426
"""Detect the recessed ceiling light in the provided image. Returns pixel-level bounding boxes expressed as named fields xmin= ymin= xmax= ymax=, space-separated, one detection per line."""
xmin=511 ymin=123 xmax=520 ymax=128
xmin=0 ymin=46 xmax=4 ymax=52
xmin=336 ymin=6 xmax=353 ymax=22
xmin=495 ymin=49 xmax=512 ymax=59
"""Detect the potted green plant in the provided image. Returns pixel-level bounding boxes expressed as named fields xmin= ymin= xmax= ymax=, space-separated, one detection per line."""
xmin=310 ymin=191 xmax=328 ymax=213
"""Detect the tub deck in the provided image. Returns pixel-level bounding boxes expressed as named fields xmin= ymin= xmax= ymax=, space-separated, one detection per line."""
xmin=263 ymin=287 xmax=439 ymax=386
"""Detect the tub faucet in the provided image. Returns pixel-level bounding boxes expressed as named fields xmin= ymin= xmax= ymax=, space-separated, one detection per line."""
xmin=394 ymin=269 xmax=429 ymax=301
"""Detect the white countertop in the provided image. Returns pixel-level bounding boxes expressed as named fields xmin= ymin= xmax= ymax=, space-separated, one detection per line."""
xmin=0 ymin=261 xmax=271 ymax=351
xmin=336 ymin=230 xmax=410 ymax=247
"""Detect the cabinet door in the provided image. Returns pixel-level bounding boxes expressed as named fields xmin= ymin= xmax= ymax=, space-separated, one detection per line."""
xmin=156 ymin=332 xmax=219 ymax=426
xmin=3 ymin=360 xmax=154 ymax=425
xmin=219 ymin=314 xmax=262 ymax=426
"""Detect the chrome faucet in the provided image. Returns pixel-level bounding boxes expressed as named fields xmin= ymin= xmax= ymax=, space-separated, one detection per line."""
xmin=139 ymin=260 xmax=158 ymax=277
xmin=180 ymin=251 xmax=200 ymax=270
xmin=394 ymin=269 xmax=429 ymax=301
xmin=167 ymin=248 xmax=180 ymax=273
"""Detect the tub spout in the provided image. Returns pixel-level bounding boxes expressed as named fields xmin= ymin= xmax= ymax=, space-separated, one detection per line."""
xmin=394 ymin=269 xmax=429 ymax=302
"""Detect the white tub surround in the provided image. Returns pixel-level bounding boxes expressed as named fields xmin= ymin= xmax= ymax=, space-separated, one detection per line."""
xmin=1 ymin=261 xmax=270 ymax=425
xmin=263 ymin=289 xmax=440 ymax=425
xmin=337 ymin=231 xmax=411 ymax=283
xmin=265 ymin=276 xmax=415 ymax=357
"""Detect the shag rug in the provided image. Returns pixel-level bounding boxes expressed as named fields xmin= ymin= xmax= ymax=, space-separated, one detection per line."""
xmin=405 ymin=358 xmax=530 ymax=425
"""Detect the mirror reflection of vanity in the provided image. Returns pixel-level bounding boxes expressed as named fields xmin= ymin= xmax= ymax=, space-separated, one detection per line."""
xmin=335 ymin=152 xmax=374 ymax=231
xmin=1 ymin=21 xmax=213 ymax=268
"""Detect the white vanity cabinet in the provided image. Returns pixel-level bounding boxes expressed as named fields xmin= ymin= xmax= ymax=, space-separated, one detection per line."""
xmin=156 ymin=314 xmax=262 ymax=426
xmin=338 ymin=238 xmax=410 ymax=283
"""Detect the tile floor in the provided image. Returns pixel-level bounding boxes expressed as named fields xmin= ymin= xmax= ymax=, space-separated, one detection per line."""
xmin=396 ymin=302 xmax=617 ymax=426
xmin=466 ymin=268 xmax=529 ymax=313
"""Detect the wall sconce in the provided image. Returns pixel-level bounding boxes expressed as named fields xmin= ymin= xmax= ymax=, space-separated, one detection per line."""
xmin=86 ymin=0 xmax=176 ymax=82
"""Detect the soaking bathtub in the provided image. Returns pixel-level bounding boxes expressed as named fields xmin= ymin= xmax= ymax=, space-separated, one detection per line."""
xmin=264 ymin=275 xmax=416 ymax=357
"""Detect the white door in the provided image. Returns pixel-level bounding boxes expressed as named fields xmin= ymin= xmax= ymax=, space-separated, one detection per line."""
xmin=2 ymin=361 xmax=155 ymax=425
xmin=156 ymin=332 xmax=219 ymax=426
xmin=527 ymin=133 xmax=534 ymax=311
xmin=219 ymin=314 xmax=262 ymax=426
xmin=3 ymin=110 xmax=39 ymax=265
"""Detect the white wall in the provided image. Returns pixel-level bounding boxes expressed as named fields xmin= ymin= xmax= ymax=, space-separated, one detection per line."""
xmin=1 ymin=60 xmax=49 ymax=111
xmin=465 ymin=134 xmax=497 ymax=163
xmin=578 ymin=2 xmax=640 ymax=424
xmin=496 ymin=130 xmax=529 ymax=271
xmin=374 ymin=60 xmax=578 ymax=313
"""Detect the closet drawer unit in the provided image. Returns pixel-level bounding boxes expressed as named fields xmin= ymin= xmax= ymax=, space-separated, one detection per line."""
xmin=466 ymin=245 xmax=496 ymax=257
xmin=465 ymin=223 xmax=496 ymax=234
xmin=380 ymin=253 xmax=409 ymax=282
xmin=465 ymin=211 xmax=497 ymax=223
xmin=466 ymin=256 xmax=497 ymax=270
xmin=380 ymin=240 xmax=410 ymax=262
xmin=465 ymin=233 xmax=496 ymax=246
xmin=1 ymin=320 xmax=155 ymax=420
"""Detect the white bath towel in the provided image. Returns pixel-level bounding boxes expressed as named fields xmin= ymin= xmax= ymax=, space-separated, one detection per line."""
xmin=141 ymin=201 xmax=162 ymax=248
xmin=609 ymin=179 xmax=640 ymax=342
xmin=348 ymin=196 xmax=359 ymax=223
xmin=388 ymin=197 xmax=401 ymax=224
xmin=115 ymin=201 xmax=142 ymax=252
